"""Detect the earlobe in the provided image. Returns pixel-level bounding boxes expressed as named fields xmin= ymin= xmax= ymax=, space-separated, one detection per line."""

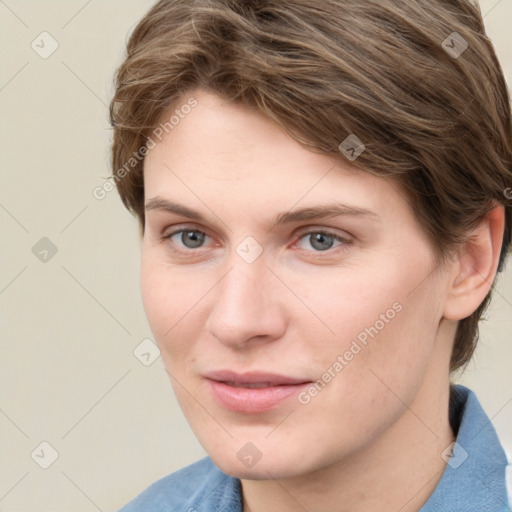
xmin=443 ymin=204 xmax=505 ymax=321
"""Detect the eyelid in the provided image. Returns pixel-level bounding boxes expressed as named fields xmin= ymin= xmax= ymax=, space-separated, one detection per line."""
xmin=160 ymin=224 xmax=215 ymax=247
xmin=161 ymin=222 xmax=351 ymax=239
xmin=294 ymin=224 xmax=352 ymax=240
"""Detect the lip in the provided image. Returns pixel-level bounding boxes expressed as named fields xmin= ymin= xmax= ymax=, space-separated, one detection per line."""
xmin=204 ymin=370 xmax=313 ymax=413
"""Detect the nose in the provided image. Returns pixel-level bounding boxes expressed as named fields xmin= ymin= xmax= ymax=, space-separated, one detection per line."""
xmin=204 ymin=253 xmax=287 ymax=350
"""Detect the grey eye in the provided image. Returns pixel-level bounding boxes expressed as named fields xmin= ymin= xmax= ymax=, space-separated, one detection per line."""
xmin=304 ymin=232 xmax=337 ymax=251
xmin=176 ymin=230 xmax=206 ymax=249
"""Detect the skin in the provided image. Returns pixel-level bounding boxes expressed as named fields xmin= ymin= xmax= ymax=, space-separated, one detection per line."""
xmin=140 ymin=88 xmax=505 ymax=512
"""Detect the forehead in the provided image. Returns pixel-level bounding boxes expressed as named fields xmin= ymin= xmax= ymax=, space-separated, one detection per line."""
xmin=143 ymin=89 xmax=409 ymax=226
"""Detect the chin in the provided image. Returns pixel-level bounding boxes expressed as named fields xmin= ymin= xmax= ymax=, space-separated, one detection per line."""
xmin=208 ymin=445 xmax=316 ymax=481
xmin=216 ymin=459 xmax=298 ymax=481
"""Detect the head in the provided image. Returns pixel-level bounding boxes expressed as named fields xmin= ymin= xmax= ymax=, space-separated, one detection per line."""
xmin=109 ymin=0 xmax=511 ymax=479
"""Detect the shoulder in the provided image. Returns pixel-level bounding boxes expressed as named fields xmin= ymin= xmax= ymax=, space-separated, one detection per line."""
xmin=118 ymin=456 xmax=242 ymax=512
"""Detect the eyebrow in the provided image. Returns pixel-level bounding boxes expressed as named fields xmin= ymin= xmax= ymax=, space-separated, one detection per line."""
xmin=144 ymin=196 xmax=380 ymax=230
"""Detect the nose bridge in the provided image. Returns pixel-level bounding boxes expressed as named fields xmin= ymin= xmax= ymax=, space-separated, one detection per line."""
xmin=205 ymin=245 xmax=282 ymax=347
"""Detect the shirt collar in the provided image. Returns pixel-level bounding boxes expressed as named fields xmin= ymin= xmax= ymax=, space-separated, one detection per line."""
xmin=419 ymin=384 xmax=510 ymax=511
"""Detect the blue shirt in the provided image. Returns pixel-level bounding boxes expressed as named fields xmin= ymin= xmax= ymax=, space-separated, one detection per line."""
xmin=119 ymin=385 xmax=512 ymax=511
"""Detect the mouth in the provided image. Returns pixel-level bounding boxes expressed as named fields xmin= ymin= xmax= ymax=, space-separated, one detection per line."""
xmin=222 ymin=381 xmax=280 ymax=389
xmin=204 ymin=370 xmax=313 ymax=413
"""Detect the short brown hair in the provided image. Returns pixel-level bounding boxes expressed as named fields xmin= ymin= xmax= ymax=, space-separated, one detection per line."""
xmin=109 ymin=0 xmax=512 ymax=373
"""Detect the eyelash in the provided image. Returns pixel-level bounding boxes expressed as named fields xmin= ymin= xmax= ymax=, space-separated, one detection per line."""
xmin=159 ymin=226 xmax=352 ymax=257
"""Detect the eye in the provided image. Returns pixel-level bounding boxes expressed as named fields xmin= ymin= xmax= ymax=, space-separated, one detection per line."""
xmin=295 ymin=229 xmax=351 ymax=253
xmin=160 ymin=226 xmax=351 ymax=256
xmin=161 ymin=228 xmax=211 ymax=252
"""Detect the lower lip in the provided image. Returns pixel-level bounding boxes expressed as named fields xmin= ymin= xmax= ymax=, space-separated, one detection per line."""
xmin=206 ymin=379 xmax=311 ymax=413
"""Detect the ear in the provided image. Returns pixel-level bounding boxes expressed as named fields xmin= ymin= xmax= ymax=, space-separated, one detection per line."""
xmin=442 ymin=204 xmax=505 ymax=321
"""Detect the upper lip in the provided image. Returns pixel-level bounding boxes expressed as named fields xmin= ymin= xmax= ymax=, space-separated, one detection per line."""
xmin=205 ymin=370 xmax=312 ymax=386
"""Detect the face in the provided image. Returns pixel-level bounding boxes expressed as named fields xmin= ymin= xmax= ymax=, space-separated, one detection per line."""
xmin=140 ymin=88 xmax=452 ymax=479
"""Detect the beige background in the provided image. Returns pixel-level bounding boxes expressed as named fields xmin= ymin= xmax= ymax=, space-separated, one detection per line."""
xmin=0 ymin=1 xmax=511 ymax=510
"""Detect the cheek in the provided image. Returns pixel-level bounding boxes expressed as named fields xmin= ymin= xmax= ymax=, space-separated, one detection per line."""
xmin=140 ymin=256 xmax=196 ymax=359
xmin=314 ymin=257 xmax=440 ymax=394
xmin=312 ymin=269 xmax=404 ymax=352
xmin=140 ymin=257 xmax=169 ymax=336
xmin=140 ymin=252 xmax=228 ymax=384
xmin=337 ymin=280 xmax=441 ymax=419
